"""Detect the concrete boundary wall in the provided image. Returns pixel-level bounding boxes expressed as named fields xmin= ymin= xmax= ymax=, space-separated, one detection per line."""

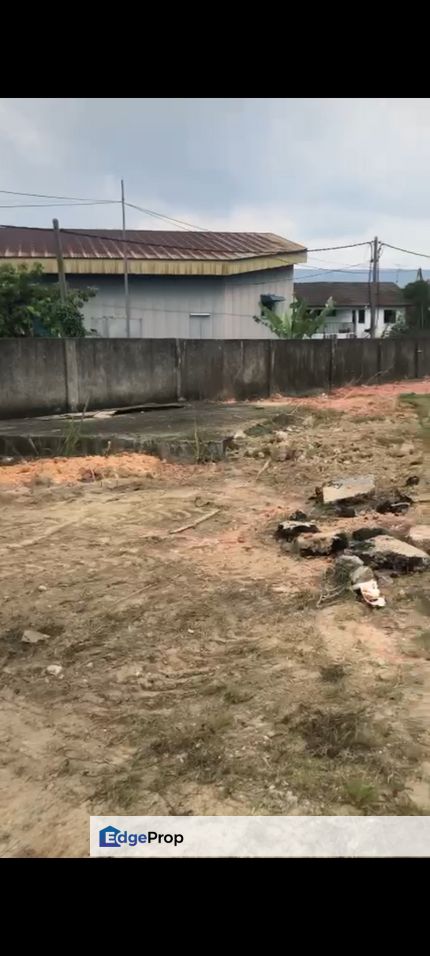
xmin=1 ymin=337 xmax=428 ymax=418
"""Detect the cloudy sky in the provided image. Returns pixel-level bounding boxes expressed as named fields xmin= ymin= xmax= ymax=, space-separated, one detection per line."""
xmin=0 ymin=98 xmax=429 ymax=272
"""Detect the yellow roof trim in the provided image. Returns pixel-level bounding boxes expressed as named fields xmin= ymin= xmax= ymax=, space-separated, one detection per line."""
xmin=1 ymin=251 xmax=307 ymax=277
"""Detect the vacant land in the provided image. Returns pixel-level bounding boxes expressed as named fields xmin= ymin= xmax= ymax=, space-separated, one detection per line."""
xmin=1 ymin=380 xmax=430 ymax=857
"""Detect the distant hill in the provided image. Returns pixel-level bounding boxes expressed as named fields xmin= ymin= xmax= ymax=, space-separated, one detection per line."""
xmin=295 ymin=269 xmax=430 ymax=288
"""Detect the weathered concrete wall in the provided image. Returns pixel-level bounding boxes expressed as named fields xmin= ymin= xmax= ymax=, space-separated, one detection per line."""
xmin=271 ymin=340 xmax=332 ymax=394
xmin=75 ymin=339 xmax=178 ymax=410
xmin=1 ymin=336 xmax=429 ymax=418
xmin=0 ymin=338 xmax=68 ymax=417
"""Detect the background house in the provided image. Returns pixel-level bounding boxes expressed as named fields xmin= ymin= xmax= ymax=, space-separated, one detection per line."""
xmin=0 ymin=226 xmax=307 ymax=339
xmin=294 ymin=281 xmax=404 ymax=337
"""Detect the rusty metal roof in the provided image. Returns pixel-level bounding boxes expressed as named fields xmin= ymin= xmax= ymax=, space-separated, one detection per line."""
xmin=0 ymin=226 xmax=306 ymax=262
xmin=294 ymin=281 xmax=404 ymax=308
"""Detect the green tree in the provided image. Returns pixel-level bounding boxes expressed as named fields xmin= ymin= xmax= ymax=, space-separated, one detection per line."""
xmin=0 ymin=263 xmax=95 ymax=337
xmin=388 ymin=279 xmax=430 ymax=336
xmin=254 ymin=295 xmax=334 ymax=339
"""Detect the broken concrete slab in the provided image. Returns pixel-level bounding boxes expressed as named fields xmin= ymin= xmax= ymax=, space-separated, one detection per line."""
xmin=352 ymin=535 xmax=430 ymax=573
xmin=294 ymin=531 xmax=348 ymax=556
xmin=277 ymin=520 xmax=319 ymax=541
xmin=408 ymin=526 xmax=430 ymax=552
xmin=376 ymin=499 xmax=410 ymax=515
xmin=22 ymin=628 xmax=49 ymax=644
xmin=351 ymin=527 xmax=389 ymax=542
xmin=320 ymin=475 xmax=375 ymax=505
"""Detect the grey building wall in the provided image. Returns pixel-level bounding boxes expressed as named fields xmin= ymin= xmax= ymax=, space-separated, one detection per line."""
xmin=67 ymin=267 xmax=293 ymax=339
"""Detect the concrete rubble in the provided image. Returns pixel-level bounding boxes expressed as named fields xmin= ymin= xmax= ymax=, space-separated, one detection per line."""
xmin=320 ymin=475 xmax=375 ymax=505
xmin=276 ymin=469 xmax=430 ymax=607
xmin=294 ymin=531 xmax=349 ymax=556
xmin=408 ymin=525 xmax=430 ymax=552
xmin=351 ymin=535 xmax=430 ymax=573
xmin=270 ymin=442 xmax=296 ymax=462
xmin=277 ymin=519 xmax=320 ymax=541
xmin=22 ymin=628 xmax=49 ymax=644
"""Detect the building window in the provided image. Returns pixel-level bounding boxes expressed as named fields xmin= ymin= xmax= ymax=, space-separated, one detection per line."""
xmin=358 ymin=309 xmax=365 ymax=324
xmin=384 ymin=309 xmax=396 ymax=324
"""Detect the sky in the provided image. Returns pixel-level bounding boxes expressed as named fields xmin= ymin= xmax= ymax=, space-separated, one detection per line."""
xmin=1 ymin=98 xmax=430 ymax=276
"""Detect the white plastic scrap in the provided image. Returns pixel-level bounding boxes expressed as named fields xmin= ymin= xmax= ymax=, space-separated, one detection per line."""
xmin=352 ymin=578 xmax=386 ymax=608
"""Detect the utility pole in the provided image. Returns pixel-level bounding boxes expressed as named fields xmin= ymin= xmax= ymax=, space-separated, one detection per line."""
xmin=121 ymin=179 xmax=131 ymax=337
xmin=52 ymin=218 xmax=67 ymax=304
xmin=369 ymin=236 xmax=379 ymax=338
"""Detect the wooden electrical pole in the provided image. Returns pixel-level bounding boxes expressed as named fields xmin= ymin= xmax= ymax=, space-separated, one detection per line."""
xmin=52 ymin=218 xmax=67 ymax=304
xmin=369 ymin=236 xmax=379 ymax=338
xmin=121 ymin=179 xmax=131 ymax=337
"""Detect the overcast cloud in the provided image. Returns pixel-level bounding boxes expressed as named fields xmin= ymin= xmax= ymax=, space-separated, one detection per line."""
xmin=0 ymin=98 xmax=429 ymax=270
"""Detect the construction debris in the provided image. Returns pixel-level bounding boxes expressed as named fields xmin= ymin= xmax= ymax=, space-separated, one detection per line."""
xmin=376 ymin=497 xmax=411 ymax=515
xmin=408 ymin=525 xmax=430 ymax=552
xmin=22 ymin=628 xmax=49 ymax=644
xmin=353 ymin=578 xmax=386 ymax=608
xmin=334 ymin=554 xmax=364 ymax=575
xmin=320 ymin=475 xmax=375 ymax=505
xmin=352 ymin=535 xmax=430 ymax=573
xmin=270 ymin=442 xmax=296 ymax=462
xmin=294 ymin=531 xmax=348 ymax=556
xmin=335 ymin=504 xmax=357 ymax=517
xmin=390 ymin=441 xmax=416 ymax=458
xmin=277 ymin=520 xmax=320 ymax=541
xmin=351 ymin=527 xmax=388 ymax=542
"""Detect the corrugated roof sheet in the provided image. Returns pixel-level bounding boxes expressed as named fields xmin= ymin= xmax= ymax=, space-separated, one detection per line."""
xmin=0 ymin=227 xmax=306 ymax=262
xmin=294 ymin=281 xmax=404 ymax=307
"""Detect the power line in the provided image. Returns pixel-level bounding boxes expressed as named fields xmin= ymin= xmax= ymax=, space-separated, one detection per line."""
xmin=382 ymin=241 xmax=430 ymax=261
xmin=125 ymin=201 xmax=206 ymax=232
xmin=295 ymin=262 xmax=370 ymax=280
xmin=306 ymin=241 xmax=371 ymax=252
xmin=0 ymin=201 xmax=119 ymax=209
xmin=0 ymin=189 xmax=119 ymax=202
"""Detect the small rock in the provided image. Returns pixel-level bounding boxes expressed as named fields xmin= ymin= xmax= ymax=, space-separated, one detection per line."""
xmin=294 ymin=531 xmax=348 ymax=556
xmin=233 ymin=429 xmax=246 ymax=440
xmin=289 ymin=510 xmax=308 ymax=521
xmin=270 ymin=442 xmax=295 ymax=462
xmin=46 ymin=664 xmax=63 ymax=676
xmin=335 ymin=504 xmax=356 ymax=518
xmin=22 ymin=629 xmax=49 ymax=644
xmin=406 ymin=475 xmax=420 ymax=487
xmin=350 ymin=565 xmax=376 ymax=586
xmin=37 ymin=585 xmax=48 ymax=593
xmin=408 ymin=525 xmax=430 ymax=552
xmin=352 ymin=527 xmax=388 ymax=542
xmin=321 ymin=475 xmax=375 ymax=505
xmin=272 ymin=585 xmax=289 ymax=593
xmin=335 ymin=554 xmax=364 ymax=574
xmin=391 ymin=442 xmax=416 ymax=457
xmin=277 ymin=520 xmax=320 ymax=541
xmin=274 ymin=430 xmax=291 ymax=442
xmin=352 ymin=535 xmax=430 ymax=573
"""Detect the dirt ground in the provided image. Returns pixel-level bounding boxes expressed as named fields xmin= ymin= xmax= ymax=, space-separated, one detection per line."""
xmin=1 ymin=379 xmax=430 ymax=857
